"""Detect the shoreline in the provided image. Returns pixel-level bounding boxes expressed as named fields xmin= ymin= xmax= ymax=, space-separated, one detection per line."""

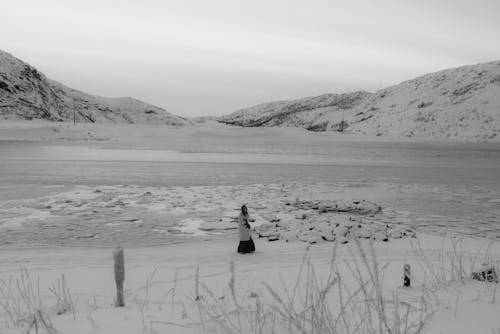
xmin=1 ymin=120 xmax=500 ymax=144
xmin=0 ymin=230 xmax=497 ymax=253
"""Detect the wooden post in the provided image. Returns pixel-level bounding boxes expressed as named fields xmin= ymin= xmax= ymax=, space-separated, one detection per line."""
xmin=403 ymin=264 xmax=411 ymax=287
xmin=113 ymin=247 xmax=125 ymax=307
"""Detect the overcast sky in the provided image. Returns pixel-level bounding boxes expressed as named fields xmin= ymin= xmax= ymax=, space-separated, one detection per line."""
xmin=2 ymin=0 xmax=500 ymax=116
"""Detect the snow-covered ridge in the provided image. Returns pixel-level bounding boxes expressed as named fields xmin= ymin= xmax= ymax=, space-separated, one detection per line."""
xmin=220 ymin=61 xmax=500 ymax=141
xmin=0 ymin=49 xmax=190 ymax=125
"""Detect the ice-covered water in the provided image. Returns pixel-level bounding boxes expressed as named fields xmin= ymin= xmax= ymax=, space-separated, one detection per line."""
xmin=0 ymin=140 xmax=499 ymax=247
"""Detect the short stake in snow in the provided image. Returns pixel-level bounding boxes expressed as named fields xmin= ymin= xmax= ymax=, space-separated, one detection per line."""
xmin=403 ymin=264 xmax=411 ymax=287
xmin=113 ymin=247 xmax=125 ymax=307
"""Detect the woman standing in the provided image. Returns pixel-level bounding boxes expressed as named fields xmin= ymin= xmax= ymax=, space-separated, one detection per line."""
xmin=237 ymin=205 xmax=255 ymax=254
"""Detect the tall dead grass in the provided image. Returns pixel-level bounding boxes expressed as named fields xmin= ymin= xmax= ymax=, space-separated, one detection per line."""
xmin=177 ymin=240 xmax=433 ymax=334
xmin=0 ymin=268 xmax=57 ymax=333
xmin=1 ymin=237 xmax=498 ymax=334
xmin=411 ymin=237 xmax=500 ymax=306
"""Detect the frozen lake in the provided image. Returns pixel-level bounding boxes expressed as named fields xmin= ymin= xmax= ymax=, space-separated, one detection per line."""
xmin=0 ymin=138 xmax=499 ymax=247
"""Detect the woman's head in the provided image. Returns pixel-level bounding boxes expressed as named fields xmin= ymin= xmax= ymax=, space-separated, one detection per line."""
xmin=241 ymin=204 xmax=248 ymax=215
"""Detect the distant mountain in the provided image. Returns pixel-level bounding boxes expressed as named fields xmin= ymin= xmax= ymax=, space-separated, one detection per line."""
xmin=0 ymin=50 xmax=190 ymax=125
xmin=191 ymin=115 xmax=220 ymax=124
xmin=220 ymin=61 xmax=500 ymax=141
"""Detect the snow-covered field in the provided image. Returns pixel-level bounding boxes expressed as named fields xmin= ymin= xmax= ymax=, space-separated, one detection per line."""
xmin=0 ymin=121 xmax=499 ymax=333
xmin=1 ymin=236 xmax=499 ymax=334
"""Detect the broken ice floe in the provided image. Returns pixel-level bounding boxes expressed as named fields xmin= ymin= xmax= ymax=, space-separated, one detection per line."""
xmin=177 ymin=218 xmax=207 ymax=236
xmin=253 ymin=199 xmax=414 ymax=244
xmin=254 ymin=216 xmax=416 ymax=244
xmin=290 ymin=199 xmax=382 ymax=215
xmin=0 ymin=183 xmax=416 ymax=247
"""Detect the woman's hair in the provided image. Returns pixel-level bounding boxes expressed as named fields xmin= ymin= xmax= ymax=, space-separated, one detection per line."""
xmin=241 ymin=204 xmax=248 ymax=214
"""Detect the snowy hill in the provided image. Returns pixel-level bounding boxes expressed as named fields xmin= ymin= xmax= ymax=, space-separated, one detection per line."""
xmin=191 ymin=115 xmax=221 ymax=124
xmin=220 ymin=91 xmax=371 ymax=132
xmin=220 ymin=61 xmax=500 ymax=141
xmin=0 ymin=50 xmax=189 ymax=125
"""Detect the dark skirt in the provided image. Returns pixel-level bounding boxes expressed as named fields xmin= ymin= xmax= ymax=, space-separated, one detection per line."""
xmin=237 ymin=238 xmax=255 ymax=254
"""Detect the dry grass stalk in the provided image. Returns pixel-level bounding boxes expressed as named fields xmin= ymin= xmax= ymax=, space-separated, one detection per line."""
xmin=184 ymin=240 xmax=434 ymax=334
xmin=0 ymin=268 xmax=57 ymax=333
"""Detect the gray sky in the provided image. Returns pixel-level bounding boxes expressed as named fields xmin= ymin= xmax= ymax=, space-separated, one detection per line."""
xmin=2 ymin=0 xmax=500 ymax=117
